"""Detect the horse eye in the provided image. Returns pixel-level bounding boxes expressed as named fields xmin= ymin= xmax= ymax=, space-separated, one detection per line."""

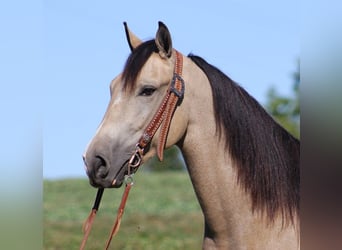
xmin=139 ymin=86 xmax=156 ymax=96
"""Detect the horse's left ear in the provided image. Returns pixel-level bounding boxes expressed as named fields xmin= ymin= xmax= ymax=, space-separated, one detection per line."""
xmin=155 ymin=21 xmax=173 ymax=59
xmin=124 ymin=22 xmax=142 ymax=51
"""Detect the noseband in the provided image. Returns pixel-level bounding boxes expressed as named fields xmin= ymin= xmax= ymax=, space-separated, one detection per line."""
xmin=80 ymin=50 xmax=185 ymax=250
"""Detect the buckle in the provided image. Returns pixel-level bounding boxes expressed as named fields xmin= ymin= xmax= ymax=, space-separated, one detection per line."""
xmin=170 ymin=73 xmax=185 ymax=105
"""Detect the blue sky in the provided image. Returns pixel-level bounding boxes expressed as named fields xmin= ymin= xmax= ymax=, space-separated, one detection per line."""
xmin=1 ymin=1 xmax=299 ymax=180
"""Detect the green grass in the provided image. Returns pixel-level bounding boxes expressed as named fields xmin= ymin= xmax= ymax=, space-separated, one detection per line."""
xmin=44 ymin=172 xmax=203 ymax=249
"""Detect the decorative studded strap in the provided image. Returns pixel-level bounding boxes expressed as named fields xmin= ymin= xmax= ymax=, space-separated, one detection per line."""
xmin=157 ymin=51 xmax=184 ymax=160
xmin=137 ymin=50 xmax=184 ymax=160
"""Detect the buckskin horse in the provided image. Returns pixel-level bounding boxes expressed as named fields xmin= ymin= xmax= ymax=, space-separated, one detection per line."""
xmin=83 ymin=22 xmax=300 ymax=249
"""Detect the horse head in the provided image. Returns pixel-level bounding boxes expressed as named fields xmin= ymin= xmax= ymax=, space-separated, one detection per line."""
xmin=83 ymin=22 xmax=188 ymax=188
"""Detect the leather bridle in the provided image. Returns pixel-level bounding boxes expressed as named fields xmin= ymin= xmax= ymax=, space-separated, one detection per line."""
xmin=80 ymin=50 xmax=185 ymax=250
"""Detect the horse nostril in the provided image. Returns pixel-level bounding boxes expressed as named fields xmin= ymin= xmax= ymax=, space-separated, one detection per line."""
xmin=94 ymin=155 xmax=106 ymax=168
xmin=94 ymin=155 xmax=109 ymax=178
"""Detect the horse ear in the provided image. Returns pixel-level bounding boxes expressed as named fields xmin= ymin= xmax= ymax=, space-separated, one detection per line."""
xmin=123 ymin=22 xmax=142 ymax=51
xmin=155 ymin=21 xmax=173 ymax=59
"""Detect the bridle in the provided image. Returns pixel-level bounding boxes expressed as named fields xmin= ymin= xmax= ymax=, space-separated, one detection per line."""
xmin=125 ymin=49 xmax=184 ymax=172
xmin=80 ymin=50 xmax=185 ymax=250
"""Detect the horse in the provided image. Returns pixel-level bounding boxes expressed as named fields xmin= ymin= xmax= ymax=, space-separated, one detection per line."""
xmin=83 ymin=22 xmax=300 ymax=249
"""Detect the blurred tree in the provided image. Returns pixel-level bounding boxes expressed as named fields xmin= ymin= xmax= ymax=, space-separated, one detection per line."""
xmin=143 ymin=146 xmax=186 ymax=171
xmin=265 ymin=60 xmax=300 ymax=138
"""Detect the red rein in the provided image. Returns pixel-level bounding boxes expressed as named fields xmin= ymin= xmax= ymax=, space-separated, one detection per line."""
xmin=104 ymin=182 xmax=133 ymax=249
xmin=80 ymin=183 xmax=133 ymax=250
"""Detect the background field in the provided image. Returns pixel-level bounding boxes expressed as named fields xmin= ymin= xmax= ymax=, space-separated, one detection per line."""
xmin=44 ymin=172 xmax=203 ymax=249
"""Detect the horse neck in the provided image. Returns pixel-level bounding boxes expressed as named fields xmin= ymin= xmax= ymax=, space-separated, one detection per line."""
xmin=178 ymin=57 xmax=299 ymax=249
xmin=180 ymin=56 xmax=250 ymax=231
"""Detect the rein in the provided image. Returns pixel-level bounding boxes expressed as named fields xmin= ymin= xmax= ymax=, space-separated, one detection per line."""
xmin=80 ymin=50 xmax=184 ymax=250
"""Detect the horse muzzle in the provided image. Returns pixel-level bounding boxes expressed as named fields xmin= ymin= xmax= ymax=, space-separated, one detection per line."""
xmin=83 ymin=154 xmax=127 ymax=188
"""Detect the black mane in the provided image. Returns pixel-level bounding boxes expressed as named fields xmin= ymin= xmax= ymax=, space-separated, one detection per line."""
xmin=189 ymin=54 xmax=300 ymax=224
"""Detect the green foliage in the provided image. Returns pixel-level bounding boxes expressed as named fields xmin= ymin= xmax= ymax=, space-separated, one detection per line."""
xmin=43 ymin=173 xmax=202 ymax=249
xmin=143 ymin=146 xmax=186 ymax=171
xmin=265 ymin=61 xmax=300 ymax=138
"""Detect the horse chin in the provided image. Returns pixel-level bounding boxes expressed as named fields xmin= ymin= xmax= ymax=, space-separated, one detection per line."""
xmin=88 ymin=163 xmax=127 ymax=189
xmin=88 ymin=175 xmax=125 ymax=189
xmin=89 ymin=178 xmax=115 ymax=189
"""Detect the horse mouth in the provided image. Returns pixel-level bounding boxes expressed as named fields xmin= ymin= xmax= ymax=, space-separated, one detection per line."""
xmin=111 ymin=159 xmax=130 ymax=188
xmin=87 ymin=159 xmax=129 ymax=189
